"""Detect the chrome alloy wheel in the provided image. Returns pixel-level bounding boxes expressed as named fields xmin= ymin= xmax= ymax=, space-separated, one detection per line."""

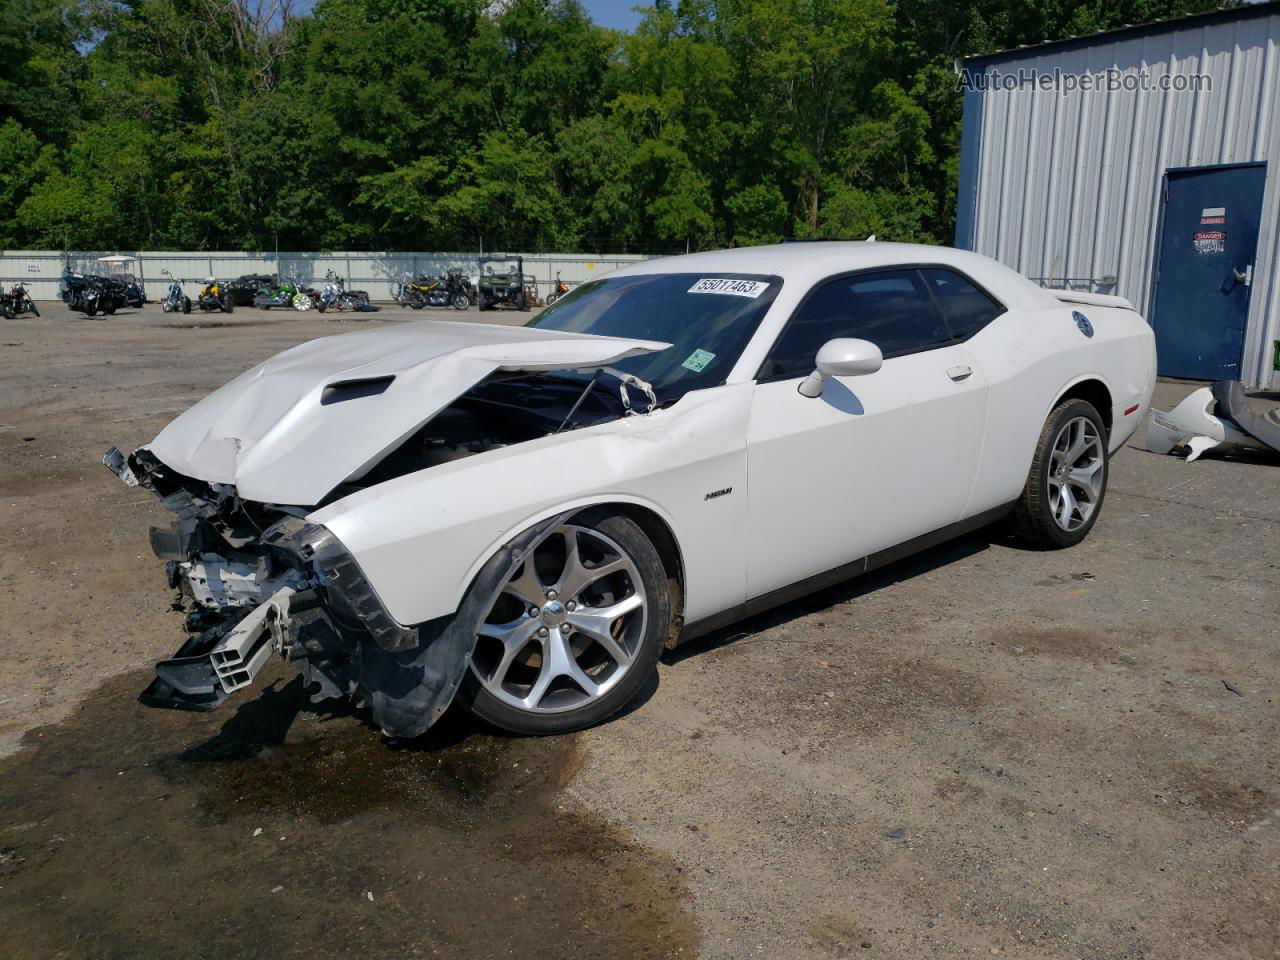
xmin=1047 ymin=416 xmax=1105 ymax=532
xmin=470 ymin=523 xmax=647 ymax=714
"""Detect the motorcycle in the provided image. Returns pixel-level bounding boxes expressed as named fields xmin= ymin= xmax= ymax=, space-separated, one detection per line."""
xmin=317 ymin=270 xmax=373 ymax=313
xmin=196 ymin=277 xmax=234 ymax=313
xmin=544 ymin=271 xmax=572 ymax=306
xmin=253 ymin=276 xmax=316 ymax=311
xmin=160 ymin=270 xmax=192 ymax=314
xmin=1 ymin=282 xmax=39 ymax=318
xmin=60 ymin=271 xmax=113 ymax=317
xmin=394 ymin=271 xmax=470 ymax=310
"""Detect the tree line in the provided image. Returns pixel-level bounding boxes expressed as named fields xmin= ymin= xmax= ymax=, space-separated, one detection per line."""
xmin=1 ymin=0 xmax=1217 ymax=253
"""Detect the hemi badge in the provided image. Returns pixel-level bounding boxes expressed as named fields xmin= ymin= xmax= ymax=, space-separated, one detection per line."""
xmin=1124 ymin=404 xmax=1140 ymax=416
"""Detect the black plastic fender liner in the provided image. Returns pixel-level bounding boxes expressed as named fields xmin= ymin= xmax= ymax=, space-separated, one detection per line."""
xmin=360 ymin=512 xmax=571 ymax=738
xmin=1212 ymin=380 xmax=1280 ymax=453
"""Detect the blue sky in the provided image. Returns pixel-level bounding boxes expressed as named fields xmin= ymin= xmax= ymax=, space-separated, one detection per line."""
xmin=293 ymin=0 xmax=645 ymax=31
xmin=579 ymin=0 xmax=644 ymax=31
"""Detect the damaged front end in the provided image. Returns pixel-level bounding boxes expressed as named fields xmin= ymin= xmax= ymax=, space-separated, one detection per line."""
xmin=103 ymin=446 xmax=445 ymax=729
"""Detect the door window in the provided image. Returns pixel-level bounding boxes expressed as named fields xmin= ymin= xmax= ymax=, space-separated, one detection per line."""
xmin=920 ymin=268 xmax=1004 ymax=340
xmin=760 ymin=268 xmax=952 ymax=380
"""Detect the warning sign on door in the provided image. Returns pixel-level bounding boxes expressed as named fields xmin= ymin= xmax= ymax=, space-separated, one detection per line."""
xmin=1193 ymin=230 xmax=1226 ymax=254
xmin=1200 ymin=206 xmax=1226 ymax=225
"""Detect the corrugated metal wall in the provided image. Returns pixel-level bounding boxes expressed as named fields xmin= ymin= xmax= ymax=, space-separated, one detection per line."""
xmin=0 ymin=251 xmax=653 ymax=303
xmin=956 ymin=7 xmax=1280 ymax=388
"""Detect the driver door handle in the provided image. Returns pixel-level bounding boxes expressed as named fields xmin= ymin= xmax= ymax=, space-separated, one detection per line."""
xmin=947 ymin=364 xmax=973 ymax=382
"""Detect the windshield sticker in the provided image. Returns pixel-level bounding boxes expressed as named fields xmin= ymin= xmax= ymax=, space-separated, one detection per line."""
xmin=681 ymin=348 xmax=717 ymax=372
xmin=688 ymin=278 xmax=769 ymax=298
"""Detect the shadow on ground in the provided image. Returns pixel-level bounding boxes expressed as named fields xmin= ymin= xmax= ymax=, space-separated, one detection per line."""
xmin=0 ymin=666 xmax=696 ymax=960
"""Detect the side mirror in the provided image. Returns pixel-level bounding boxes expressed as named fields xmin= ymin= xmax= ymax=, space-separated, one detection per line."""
xmin=797 ymin=338 xmax=883 ymax=397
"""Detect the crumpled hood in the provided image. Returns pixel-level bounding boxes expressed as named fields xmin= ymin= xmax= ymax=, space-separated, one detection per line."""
xmin=148 ymin=320 xmax=669 ymax=504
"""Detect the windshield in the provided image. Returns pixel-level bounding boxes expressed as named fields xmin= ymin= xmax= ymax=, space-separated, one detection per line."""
xmin=527 ymin=272 xmax=781 ymax=400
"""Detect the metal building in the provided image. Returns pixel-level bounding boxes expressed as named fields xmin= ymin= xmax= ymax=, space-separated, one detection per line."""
xmin=955 ymin=2 xmax=1280 ymax=388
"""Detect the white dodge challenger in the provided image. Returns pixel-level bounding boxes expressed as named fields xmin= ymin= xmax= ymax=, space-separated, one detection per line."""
xmin=105 ymin=243 xmax=1156 ymax=737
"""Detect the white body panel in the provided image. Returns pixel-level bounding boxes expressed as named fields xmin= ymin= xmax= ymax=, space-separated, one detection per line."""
xmin=744 ymin=343 xmax=987 ymax=598
xmin=147 ymin=321 xmax=668 ymax=504
xmin=145 ymin=243 xmax=1156 ymax=630
xmin=310 ymin=385 xmax=755 ymax=626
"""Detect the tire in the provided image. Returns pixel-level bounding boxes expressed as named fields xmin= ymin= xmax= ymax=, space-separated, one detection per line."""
xmin=1012 ymin=398 xmax=1109 ymax=548
xmin=516 ymin=291 xmax=528 ymax=311
xmin=477 ymin=294 xmax=490 ymax=311
xmin=27 ymin=300 xmax=38 ymax=317
xmin=545 ymin=292 xmax=560 ymax=306
xmin=452 ymin=294 xmax=469 ymax=310
xmin=182 ymin=297 xmax=191 ymax=314
xmin=222 ymin=297 xmax=234 ymax=314
xmin=86 ymin=304 xmax=96 ymax=317
xmin=456 ymin=511 xmax=671 ymax=735
xmin=3 ymin=305 xmax=13 ymax=320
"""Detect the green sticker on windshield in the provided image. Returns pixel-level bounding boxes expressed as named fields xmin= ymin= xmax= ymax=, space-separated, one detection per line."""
xmin=681 ymin=348 xmax=716 ymax=373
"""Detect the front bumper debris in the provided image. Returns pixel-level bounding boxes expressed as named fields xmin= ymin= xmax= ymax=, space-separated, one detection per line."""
xmin=141 ymin=588 xmax=297 ymax=711
xmin=1146 ymin=381 xmax=1278 ymax=461
xmin=103 ymin=446 xmax=430 ymax=725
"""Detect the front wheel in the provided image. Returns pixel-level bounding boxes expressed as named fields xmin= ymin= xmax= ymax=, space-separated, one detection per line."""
xmin=27 ymin=300 xmax=39 ymax=317
xmin=1013 ymin=398 xmax=1109 ymax=548
xmin=452 ymin=293 xmax=468 ymax=310
xmin=456 ymin=512 xmax=671 ymax=735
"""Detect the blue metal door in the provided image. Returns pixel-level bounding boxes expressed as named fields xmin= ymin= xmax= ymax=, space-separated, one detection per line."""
xmin=1151 ymin=164 xmax=1266 ymax=380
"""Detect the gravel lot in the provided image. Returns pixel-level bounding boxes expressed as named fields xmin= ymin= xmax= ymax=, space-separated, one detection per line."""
xmin=1 ymin=302 xmax=1277 ymax=959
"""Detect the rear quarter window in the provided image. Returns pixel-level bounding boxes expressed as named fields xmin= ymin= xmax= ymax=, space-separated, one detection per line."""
xmin=920 ymin=268 xmax=1004 ymax=341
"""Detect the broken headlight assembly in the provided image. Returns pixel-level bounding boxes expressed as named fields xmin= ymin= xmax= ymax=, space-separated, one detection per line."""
xmin=103 ymin=446 xmax=416 ymax=713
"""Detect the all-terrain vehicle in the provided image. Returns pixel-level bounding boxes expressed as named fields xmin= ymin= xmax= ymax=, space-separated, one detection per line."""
xmin=196 ymin=278 xmax=234 ymax=313
xmin=477 ymin=255 xmax=529 ymax=311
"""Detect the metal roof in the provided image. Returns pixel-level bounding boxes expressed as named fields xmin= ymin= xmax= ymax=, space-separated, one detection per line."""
xmin=962 ymin=1 xmax=1280 ymax=66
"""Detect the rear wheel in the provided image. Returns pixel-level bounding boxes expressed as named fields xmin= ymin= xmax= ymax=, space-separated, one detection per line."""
xmin=457 ymin=512 xmax=670 ymax=735
xmin=1013 ymin=399 xmax=1109 ymax=548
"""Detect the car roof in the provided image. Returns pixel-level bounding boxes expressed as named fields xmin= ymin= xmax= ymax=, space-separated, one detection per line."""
xmin=606 ymin=242 xmax=1055 ymax=308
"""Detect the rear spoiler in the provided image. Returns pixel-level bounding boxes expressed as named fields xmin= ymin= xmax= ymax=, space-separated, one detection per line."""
xmin=1048 ymin=289 xmax=1135 ymax=310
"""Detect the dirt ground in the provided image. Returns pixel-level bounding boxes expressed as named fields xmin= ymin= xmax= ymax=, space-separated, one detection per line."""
xmin=1 ymin=301 xmax=1277 ymax=960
